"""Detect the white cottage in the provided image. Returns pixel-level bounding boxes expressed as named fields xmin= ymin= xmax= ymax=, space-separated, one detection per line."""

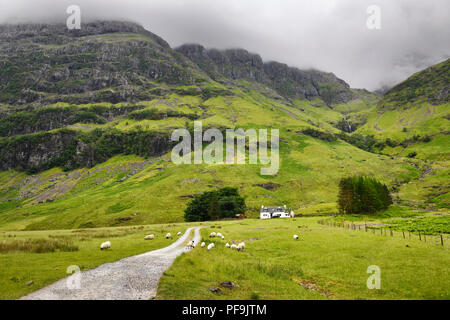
xmin=260 ymin=205 xmax=293 ymax=219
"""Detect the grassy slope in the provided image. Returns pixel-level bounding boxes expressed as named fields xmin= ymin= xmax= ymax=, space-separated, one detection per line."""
xmin=157 ymin=218 xmax=450 ymax=300
xmin=0 ymin=85 xmax=424 ymax=230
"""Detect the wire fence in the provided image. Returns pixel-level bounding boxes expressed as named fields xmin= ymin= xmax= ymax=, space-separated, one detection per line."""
xmin=317 ymin=219 xmax=448 ymax=247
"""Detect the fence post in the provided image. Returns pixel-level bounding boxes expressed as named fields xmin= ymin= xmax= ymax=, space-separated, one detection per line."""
xmin=441 ymin=234 xmax=444 ymax=246
xmin=390 ymin=229 xmax=393 ymax=237
xmin=402 ymin=231 xmax=405 ymax=239
xmin=419 ymin=232 xmax=421 ymax=241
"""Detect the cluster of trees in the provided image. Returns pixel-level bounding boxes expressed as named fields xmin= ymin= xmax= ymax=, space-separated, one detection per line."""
xmin=301 ymin=127 xmax=431 ymax=156
xmin=301 ymin=128 xmax=377 ymax=152
xmin=338 ymin=176 xmax=392 ymax=214
xmin=184 ymin=187 xmax=246 ymax=222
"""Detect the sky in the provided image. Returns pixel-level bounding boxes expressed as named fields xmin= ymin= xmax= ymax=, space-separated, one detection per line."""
xmin=0 ymin=0 xmax=449 ymax=91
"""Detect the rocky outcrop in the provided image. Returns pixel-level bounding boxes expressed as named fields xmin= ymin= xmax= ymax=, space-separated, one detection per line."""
xmin=0 ymin=21 xmax=208 ymax=106
xmin=176 ymin=44 xmax=354 ymax=104
xmin=0 ymin=128 xmax=174 ymax=172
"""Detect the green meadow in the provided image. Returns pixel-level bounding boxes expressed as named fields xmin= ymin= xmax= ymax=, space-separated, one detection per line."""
xmin=158 ymin=218 xmax=449 ymax=300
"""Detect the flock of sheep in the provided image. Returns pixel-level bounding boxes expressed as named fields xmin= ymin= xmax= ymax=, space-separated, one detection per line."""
xmin=198 ymin=232 xmax=246 ymax=252
xmin=100 ymin=231 xmax=301 ymax=250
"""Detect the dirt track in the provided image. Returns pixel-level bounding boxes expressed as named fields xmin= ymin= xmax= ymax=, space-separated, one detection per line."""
xmin=20 ymin=227 xmax=202 ymax=300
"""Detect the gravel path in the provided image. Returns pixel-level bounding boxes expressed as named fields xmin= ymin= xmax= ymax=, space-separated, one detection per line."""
xmin=20 ymin=227 xmax=202 ymax=300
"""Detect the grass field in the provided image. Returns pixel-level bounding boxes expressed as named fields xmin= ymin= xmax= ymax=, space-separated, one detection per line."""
xmin=0 ymin=223 xmax=194 ymax=299
xmin=1 ymin=216 xmax=448 ymax=300
xmin=157 ymin=217 xmax=449 ymax=300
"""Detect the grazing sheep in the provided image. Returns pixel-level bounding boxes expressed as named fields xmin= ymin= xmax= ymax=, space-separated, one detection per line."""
xmin=225 ymin=243 xmax=230 ymax=248
xmin=187 ymin=240 xmax=195 ymax=249
xmin=221 ymin=235 xmax=225 ymax=240
xmin=207 ymin=243 xmax=215 ymax=250
xmin=166 ymin=233 xmax=172 ymax=239
xmin=237 ymin=242 xmax=245 ymax=251
xmin=100 ymin=241 xmax=111 ymax=250
xmin=177 ymin=232 xmax=182 ymax=236
xmin=217 ymin=233 xmax=222 ymax=238
xmin=230 ymin=244 xmax=237 ymax=250
xmin=293 ymin=235 xmax=299 ymax=240
xmin=209 ymin=232 xmax=216 ymax=238
xmin=144 ymin=234 xmax=154 ymax=240
xmin=201 ymin=242 xmax=206 ymax=248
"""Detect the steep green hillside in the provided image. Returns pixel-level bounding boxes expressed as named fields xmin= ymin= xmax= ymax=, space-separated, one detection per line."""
xmin=0 ymin=22 xmax=448 ymax=231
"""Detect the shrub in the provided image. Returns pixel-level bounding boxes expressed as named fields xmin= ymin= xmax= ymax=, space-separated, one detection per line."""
xmin=0 ymin=238 xmax=78 ymax=253
xmin=184 ymin=187 xmax=246 ymax=222
xmin=407 ymin=151 xmax=417 ymax=158
xmin=301 ymin=128 xmax=337 ymax=142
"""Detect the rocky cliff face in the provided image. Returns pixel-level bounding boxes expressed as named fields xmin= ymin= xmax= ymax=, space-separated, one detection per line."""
xmin=0 ymin=21 xmax=208 ymax=106
xmin=0 ymin=129 xmax=174 ymax=172
xmin=176 ymin=44 xmax=354 ymax=104
xmin=0 ymin=21 xmax=363 ymax=172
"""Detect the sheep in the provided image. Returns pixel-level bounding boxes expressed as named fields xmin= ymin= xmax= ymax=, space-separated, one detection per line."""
xmin=207 ymin=243 xmax=215 ymax=250
xmin=209 ymin=232 xmax=216 ymax=238
xmin=100 ymin=241 xmax=111 ymax=250
xmin=166 ymin=233 xmax=172 ymax=239
xmin=217 ymin=233 xmax=223 ymax=238
xmin=187 ymin=240 xmax=195 ymax=249
xmin=200 ymin=242 xmax=206 ymax=248
xmin=144 ymin=234 xmax=154 ymax=240
xmin=177 ymin=232 xmax=182 ymax=236
xmin=230 ymin=244 xmax=237 ymax=250
xmin=221 ymin=235 xmax=225 ymax=240
xmin=237 ymin=242 xmax=245 ymax=251
xmin=225 ymin=243 xmax=230 ymax=248
xmin=293 ymin=235 xmax=299 ymax=240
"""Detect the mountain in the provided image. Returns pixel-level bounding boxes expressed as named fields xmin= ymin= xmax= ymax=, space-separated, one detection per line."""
xmin=0 ymin=21 xmax=447 ymax=230
xmin=176 ymin=44 xmax=354 ymax=104
xmin=382 ymin=59 xmax=449 ymax=108
xmin=0 ymin=21 xmax=207 ymax=106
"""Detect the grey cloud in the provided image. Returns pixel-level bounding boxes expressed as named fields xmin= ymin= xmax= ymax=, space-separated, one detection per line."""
xmin=0 ymin=0 xmax=448 ymax=90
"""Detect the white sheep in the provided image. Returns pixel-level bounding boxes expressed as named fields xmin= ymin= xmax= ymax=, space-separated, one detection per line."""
xmin=207 ymin=243 xmax=215 ymax=250
xmin=221 ymin=235 xmax=225 ymax=240
xmin=166 ymin=233 xmax=172 ymax=239
xmin=144 ymin=234 xmax=154 ymax=240
xmin=209 ymin=232 xmax=216 ymax=238
xmin=217 ymin=233 xmax=222 ymax=238
xmin=177 ymin=231 xmax=182 ymax=236
xmin=293 ymin=235 xmax=299 ymax=240
xmin=100 ymin=241 xmax=111 ymax=250
xmin=230 ymin=244 xmax=237 ymax=250
xmin=187 ymin=240 xmax=195 ymax=249
xmin=201 ymin=242 xmax=206 ymax=248
xmin=237 ymin=242 xmax=245 ymax=251
xmin=225 ymin=243 xmax=230 ymax=248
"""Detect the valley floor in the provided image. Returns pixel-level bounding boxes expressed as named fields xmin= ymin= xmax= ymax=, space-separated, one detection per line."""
xmin=1 ymin=215 xmax=448 ymax=300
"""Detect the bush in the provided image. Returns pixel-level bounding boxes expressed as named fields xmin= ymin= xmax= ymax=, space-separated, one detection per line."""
xmin=184 ymin=187 xmax=246 ymax=222
xmin=301 ymin=128 xmax=337 ymax=142
xmin=407 ymin=151 xmax=417 ymax=158
xmin=338 ymin=176 xmax=392 ymax=214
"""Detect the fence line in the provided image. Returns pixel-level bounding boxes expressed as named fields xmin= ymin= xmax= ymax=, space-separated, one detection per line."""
xmin=317 ymin=219 xmax=447 ymax=247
